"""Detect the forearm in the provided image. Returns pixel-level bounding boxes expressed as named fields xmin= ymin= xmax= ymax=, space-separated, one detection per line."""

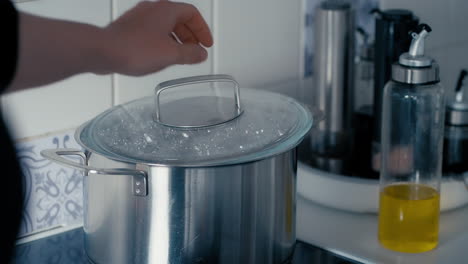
xmin=6 ymin=1 xmax=212 ymax=93
xmin=7 ymin=13 xmax=109 ymax=92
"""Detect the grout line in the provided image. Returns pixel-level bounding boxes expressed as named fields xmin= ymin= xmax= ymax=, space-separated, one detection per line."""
xmin=211 ymin=0 xmax=217 ymax=75
xmin=16 ymin=224 xmax=83 ymax=245
xmin=299 ymin=0 xmax=306 ymax=79
xmin=111 ymin=0 xmax=118 ymax=106
xmin=15 ymin=127 xmax=79 ymax=143
xmin=110 ymin=72 xmax=117 ymax=107
xmin=110 ymin=0 xmax=117 ymax=30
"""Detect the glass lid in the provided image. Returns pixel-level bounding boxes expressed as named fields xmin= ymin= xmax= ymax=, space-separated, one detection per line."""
xmin=77 ymin=75 xmax=313 ymax=167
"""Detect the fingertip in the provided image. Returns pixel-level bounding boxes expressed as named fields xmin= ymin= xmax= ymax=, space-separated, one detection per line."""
xmin=202 ymin=37 xmax=214 ymax=48
xmin=191 ymin=45 xmax=208 ymax=64
xmin=198 ymin=29 xmax=213 ymax=47
xmin=196 ymin=29 xmax=214 ymax=48
xmin=174 ymin=2 xmax=213 ymax=47
xmin=176 ymin=44 xmax=209 ymax=65
xmin=199 ymin=47 xmax=208 ymax=62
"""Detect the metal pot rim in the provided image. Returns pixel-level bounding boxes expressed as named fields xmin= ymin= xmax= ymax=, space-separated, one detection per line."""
xmin=75 ymin=121 xmax=305 ymax=168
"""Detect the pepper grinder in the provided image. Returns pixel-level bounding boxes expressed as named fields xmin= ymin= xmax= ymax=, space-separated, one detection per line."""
xmin=308 ymin=0 xmax=355 ymax=174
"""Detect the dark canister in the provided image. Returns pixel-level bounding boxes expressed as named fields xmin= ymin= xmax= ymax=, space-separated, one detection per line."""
xmin=371 ymin=9 xmax=419 ymax=173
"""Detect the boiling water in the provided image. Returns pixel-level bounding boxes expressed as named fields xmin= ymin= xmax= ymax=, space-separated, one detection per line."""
xmin=91 ymin=90 xmax=307 ymax=165
xmin=378 ymin=183 xmax=440 ymax=253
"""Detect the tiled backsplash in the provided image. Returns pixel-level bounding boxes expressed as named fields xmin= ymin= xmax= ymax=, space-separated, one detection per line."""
xmin=17 ymin=130 xmax=83 ymax=238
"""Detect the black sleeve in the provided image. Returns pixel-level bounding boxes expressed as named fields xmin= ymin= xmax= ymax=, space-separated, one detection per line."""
xmin=0 ymin=0 xmax=19 ymax=90
xmin=0 ymin=2 xmax=23 ymax=263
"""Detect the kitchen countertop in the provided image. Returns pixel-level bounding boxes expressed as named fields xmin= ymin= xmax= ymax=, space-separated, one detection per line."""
xmin=12 ymin=161 xmax=468 ymax=264
xmin=11 ymin=193 xmax=468 ymax=264
xmin=264 ymin=77 xmax=468 ymax=264
xmin=297 ymin=194 xmax=468 ymax=264
xmin=12 ymin=227 xmax=361 ymax=264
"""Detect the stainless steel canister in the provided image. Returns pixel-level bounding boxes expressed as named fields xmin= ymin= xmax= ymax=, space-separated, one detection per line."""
xmin=308 ymin=0 xmax=355 ymax=173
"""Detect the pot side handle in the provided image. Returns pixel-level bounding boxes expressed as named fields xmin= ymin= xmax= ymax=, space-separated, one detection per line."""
xmin=40 ymin=148 xmax=148 ymax=197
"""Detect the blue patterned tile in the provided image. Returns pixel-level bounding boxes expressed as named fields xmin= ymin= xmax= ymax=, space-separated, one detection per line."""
xmin=16 ymin=131 xmax=84 ymax=237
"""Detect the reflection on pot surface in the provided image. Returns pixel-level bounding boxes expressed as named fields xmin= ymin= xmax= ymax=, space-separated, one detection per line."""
xmin=83 ymin=149 xmax=297 ymax=264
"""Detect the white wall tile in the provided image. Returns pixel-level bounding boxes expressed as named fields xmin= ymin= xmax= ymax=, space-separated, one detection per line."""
xmin=430 ymin=41 xmax=468 ymax=99
xmin=2 ymin=75 xmax=112 ymax=139
xmin=381 ymin=0 xmax=468 ymax=49
xmin=447 ymin=0 xmax=468 ymax=45
xmin=112 ymin=0 xmax=213 ymax=104
xmin=14 ymin=0 xmax=111 ymax=27
xmin=214 ymin=0 xmax=302 ymax=88
xmin=380 ymin=0 xmax=468 ymax=49
xmin=113 ymin=60 xmax=213 ymax=105
xmin=2 ymin=0 xmax=113 ymax=140
xmin=380 ymin=0 xmax=450 ymax=51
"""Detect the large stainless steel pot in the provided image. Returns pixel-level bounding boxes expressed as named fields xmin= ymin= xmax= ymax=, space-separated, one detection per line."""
xmin=41 ymin=75 xmax=314 ymax=264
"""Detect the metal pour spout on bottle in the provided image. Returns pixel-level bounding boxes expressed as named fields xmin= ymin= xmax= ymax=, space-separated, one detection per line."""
xmin=377 ymin=24 xmax=445 ymax=253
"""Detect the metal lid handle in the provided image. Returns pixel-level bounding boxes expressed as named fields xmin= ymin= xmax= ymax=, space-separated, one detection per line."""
xmin=154 ymin=74 xmax=243 ymax=128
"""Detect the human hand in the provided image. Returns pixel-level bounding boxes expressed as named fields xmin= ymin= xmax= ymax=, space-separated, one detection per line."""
xmin=102 ymin=1 xmax=213 ymax=76
xmin=8 ymin=0 xmax=213 ymax=91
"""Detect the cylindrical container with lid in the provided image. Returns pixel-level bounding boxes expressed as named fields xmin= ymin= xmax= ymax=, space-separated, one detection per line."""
xmin=309 ymin=0 xmax=355 ymax=174
xmin=352 ymin=27 xmax=375 ymax=178
xmin=378 ymin=24 xmax=445 ymax=253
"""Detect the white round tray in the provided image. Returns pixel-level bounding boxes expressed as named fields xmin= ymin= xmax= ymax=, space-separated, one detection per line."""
xmin=297 ymin=161 xmax=468 ymax=213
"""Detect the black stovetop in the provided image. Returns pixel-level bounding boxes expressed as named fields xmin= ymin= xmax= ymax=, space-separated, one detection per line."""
xmin=12 ymin=228 xmax=362 ymax=264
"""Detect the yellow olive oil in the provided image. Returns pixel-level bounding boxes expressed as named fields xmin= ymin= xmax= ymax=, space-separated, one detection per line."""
xmin=378 ymin=183 xmax=440 ymax=253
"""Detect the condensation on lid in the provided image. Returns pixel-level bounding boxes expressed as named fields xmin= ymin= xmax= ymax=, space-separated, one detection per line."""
xmin=78 ymin=88 xmax=313 ymax=166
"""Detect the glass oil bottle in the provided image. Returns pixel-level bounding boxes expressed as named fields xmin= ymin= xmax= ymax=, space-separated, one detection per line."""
xmin=378 ymin=24 xmax=445 ymax=253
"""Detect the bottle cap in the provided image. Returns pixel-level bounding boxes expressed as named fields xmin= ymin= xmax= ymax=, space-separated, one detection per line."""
xmin=392 ymin=24 xmax=440 ymax=84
